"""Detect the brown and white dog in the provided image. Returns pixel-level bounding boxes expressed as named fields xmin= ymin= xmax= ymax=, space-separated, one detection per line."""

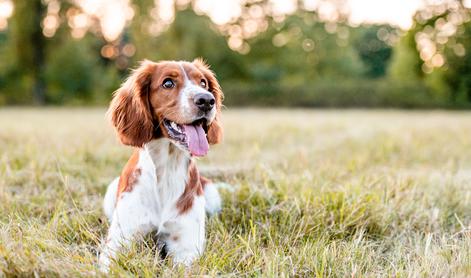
xmin=99 ymin=59 xmax=224 ymax=271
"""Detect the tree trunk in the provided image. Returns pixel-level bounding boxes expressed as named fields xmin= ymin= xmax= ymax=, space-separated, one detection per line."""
xmin=31 ymin=0 xmax=46 ymax=105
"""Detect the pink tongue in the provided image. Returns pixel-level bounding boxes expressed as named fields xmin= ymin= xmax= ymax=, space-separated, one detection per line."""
xmin=183 ymin=124 xmax=209 ymax=157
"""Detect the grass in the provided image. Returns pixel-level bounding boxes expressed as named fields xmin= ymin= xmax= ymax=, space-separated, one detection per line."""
xmin=1 ymin=108 xmax=471 ymax=277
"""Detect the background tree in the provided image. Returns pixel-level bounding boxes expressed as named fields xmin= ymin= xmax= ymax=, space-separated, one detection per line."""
xmin=0 ymin=0 xmax=470 ymax=108
xmin=7 ymin=0 xmax=47 ymax=104
xmin=443 ymin=21 xmax=471 ymax=102
xmin=354 ymin=25 xmax=393 ymax=78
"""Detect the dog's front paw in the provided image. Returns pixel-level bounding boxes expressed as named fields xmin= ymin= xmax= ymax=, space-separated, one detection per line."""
xmin=172 ymin=250 xmax=199 ymax=267
xmin=98 ymin=252 xmax=112 ymax=273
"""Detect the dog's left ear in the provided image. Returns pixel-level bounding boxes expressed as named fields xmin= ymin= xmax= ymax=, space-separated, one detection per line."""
xmin=193 ymin=58 xmax=224 ymax=145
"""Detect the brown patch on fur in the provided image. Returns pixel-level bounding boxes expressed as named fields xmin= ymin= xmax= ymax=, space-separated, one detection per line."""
xmin=116 ymin=150 xmax=141 ymax=201
xmin=177 ymin=161 xmax=204 ymax=214
xmin=172 ymin=235 xmax=179 ymax=241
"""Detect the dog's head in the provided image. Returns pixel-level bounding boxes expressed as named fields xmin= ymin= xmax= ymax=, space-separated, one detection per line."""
xmin=107 ymin=59 xmax=223 ymax=156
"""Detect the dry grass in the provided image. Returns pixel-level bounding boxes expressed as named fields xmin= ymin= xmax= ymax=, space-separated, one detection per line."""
xmin=1 ymin=108 xmax=471 ymax=277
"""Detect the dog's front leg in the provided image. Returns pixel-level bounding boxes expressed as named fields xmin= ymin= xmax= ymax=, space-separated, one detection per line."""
xmin=99 ymin=198 xmax=155 ymax=272
xmin=161 ymin=196 xmax=206 ymax=266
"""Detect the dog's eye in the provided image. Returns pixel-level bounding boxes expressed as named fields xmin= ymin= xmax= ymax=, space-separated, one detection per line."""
xmin=162 ymin=78 xmax=175 ymax=89
xmin=200 ymin=79 xmax=207 ymax=88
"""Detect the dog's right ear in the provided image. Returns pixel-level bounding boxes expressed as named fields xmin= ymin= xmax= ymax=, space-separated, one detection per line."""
xmin=107 ymin=60 xmax=157 ymax=147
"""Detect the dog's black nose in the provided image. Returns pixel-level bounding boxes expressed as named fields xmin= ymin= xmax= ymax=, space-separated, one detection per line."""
xmin=194 ymin=93 xmax=215 ymax=112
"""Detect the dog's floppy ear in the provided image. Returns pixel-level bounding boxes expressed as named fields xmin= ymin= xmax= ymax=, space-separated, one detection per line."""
xmin=193 ymin=58 xmax=224 ymax=145
xmin=107 ymin=60 xmax=157 ymax=147
xmin=207 ymin=115 xmax=223 ymax=144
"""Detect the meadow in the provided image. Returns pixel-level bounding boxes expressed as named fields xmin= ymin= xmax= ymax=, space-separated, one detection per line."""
xmin=0 ymin=108 xmax=471 ymax=277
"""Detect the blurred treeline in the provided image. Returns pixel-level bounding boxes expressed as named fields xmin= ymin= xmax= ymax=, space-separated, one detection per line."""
xmin=0 ymin=0 xmax=470 ymax=108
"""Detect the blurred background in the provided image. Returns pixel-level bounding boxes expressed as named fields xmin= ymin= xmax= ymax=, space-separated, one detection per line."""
xmin=0 ymin=0 xmax=470 ymax=108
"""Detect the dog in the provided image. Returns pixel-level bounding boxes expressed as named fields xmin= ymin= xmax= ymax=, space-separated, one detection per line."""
xmin=99 ymin=59 xmax=224 ymax=272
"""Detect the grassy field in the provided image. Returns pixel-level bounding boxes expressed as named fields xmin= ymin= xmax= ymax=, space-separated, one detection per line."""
xmin=1 ymin=108 xmax=471 ymax=277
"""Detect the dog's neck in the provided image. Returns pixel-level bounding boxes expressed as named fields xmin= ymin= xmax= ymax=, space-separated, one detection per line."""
xmin=143 ymin=139 xmax=191 ymax=190
xmin=142 ymin=138 xmax=202 ymax=215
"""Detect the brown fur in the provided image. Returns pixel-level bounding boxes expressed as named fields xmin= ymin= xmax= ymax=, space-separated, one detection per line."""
xmin=107 ymin=60 xmax=157 ymax=147
xmin=116 ymin=149 xmax=141 ymax=201
xmin=177 ymin=161 xmax=204 ymax=214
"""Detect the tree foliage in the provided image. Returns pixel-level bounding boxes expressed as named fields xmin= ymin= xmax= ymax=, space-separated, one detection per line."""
xmin=0 ymin=0 xmax=469 ymax=108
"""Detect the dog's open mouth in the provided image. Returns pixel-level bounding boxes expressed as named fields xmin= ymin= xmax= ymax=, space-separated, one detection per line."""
xmin=163 ymin=118 xmax=209 ymax=157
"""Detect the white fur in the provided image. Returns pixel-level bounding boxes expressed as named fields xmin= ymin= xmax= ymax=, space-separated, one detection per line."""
xmin=103 ymin=177 xmax=119 ymax=221
xmin=204 ymin=183 xmax=222 ymax=216
xmin=99 ymin=139 xmax=221 ymax=272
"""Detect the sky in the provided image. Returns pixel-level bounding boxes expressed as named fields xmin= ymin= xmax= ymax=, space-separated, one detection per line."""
xmin=347 ymin=0 xmax=423 ymax=29
xmin=195 ymin=0 xmax=425 ymax=29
